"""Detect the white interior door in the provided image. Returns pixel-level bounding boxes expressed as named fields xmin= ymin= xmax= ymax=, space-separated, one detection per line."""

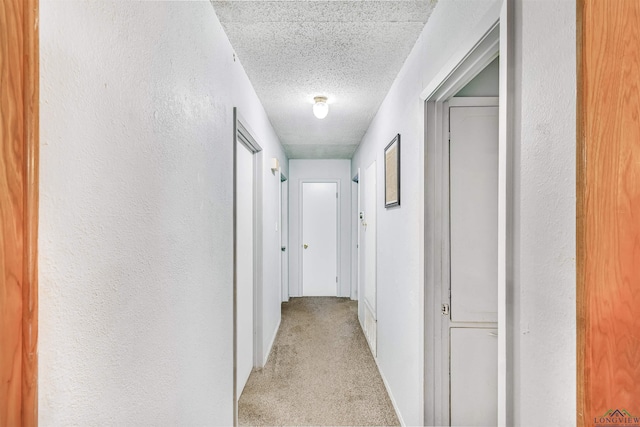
xmin=450 ymin=106 xmax=499 ymax=323
xmin=446 ymin=100 xmax=499 ymax=425
xmin=236 ymin=141 xmax=254 ymax=398
xmin=302 ymin=182 xmax=337 ymax=296
xmin=362 ymin=162 xmax=377 ymax=355
xmin=364 ymin=163 xmax=377 ymax=315
xmin=450 ymin=328 xmax=498 ymax=426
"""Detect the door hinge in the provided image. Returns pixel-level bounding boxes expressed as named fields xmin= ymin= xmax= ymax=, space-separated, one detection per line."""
xmin=336 ymin=276 xmax=338 ymax=283
xmin=336 ymin=192 xmax=338 ymax=199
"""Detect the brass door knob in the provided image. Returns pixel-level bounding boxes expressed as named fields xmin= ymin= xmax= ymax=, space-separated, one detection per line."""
xmin=303 ymin=244 xmax=309 ymax=249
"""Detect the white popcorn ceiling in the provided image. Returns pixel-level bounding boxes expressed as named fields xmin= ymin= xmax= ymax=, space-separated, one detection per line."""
xmin=211 ymin=0 xmax=437 ymax=159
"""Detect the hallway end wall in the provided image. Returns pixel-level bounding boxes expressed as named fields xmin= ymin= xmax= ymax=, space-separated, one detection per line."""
xmin=288 ymin=160 xmax=352 ymax=298
xmin=39 ymin=1 xmax=286 ymax=424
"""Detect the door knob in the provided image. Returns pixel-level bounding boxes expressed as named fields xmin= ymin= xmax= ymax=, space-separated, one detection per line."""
xmin=303 ymin=244 xmax=309 ymax=249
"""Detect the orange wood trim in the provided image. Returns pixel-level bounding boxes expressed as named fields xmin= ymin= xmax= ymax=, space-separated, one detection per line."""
xmin=578 ymin=1 xmax=640 ymax=426
xmin=1 ymin=0 xmax=27 ymax=424
xmin=22 ymin=0 xmax=39 ymax=424
xmin=0 ymin=0 xmax=38 ymax=424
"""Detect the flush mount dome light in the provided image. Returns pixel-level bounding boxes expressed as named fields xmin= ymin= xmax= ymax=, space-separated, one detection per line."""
xmin=313 ymin=96 xmax=329 ymax=119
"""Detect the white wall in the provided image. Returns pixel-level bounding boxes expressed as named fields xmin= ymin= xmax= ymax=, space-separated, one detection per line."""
xmin=511 ymin=1 xmax=576 ymax=424
xmin=351 ymin=0 xmax=576 ymax=425
xmin=288 ymin=160 xmax=352 ymax=298
xmin=39 ymin=1 xmax=286 ymax=424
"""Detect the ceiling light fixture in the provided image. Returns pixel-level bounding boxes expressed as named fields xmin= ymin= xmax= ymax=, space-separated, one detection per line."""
xmin=313 ymin=96 xmax=329 ymax=119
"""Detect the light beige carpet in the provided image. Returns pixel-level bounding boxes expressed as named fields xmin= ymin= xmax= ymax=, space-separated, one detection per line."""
xmin=238 ymin=297 xmax=400 ymax=426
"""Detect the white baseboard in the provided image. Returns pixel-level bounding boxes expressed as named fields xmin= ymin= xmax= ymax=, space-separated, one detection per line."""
xmin=262 ymin=317 xmax=281 ymax=366
xmin=363 ymin=305 xmax=377 ymax=357
xmin=373 ymin=355 xmax=406 ymax=427
xmin=356 ymin=305 xmax=405 ymax=426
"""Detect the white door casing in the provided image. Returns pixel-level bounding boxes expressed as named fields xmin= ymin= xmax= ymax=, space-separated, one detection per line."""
xmin=301 ymin=182 xmax=338 ymax=296
xmin=233 ymin=109 xmax=263 ymax=423
xmin=422 ymin=17 xmax=509 ymax=426
xmin=281 ymin=179 xmax=289 ymax=302
xmin=236 ymin=141 xmax=254 ymax=399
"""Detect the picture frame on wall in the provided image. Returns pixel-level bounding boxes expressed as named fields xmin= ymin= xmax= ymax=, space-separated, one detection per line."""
xmin=384 ymin=134 xmax=400 ymax=208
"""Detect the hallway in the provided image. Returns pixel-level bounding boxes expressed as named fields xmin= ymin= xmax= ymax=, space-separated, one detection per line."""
xmin=239 ymin=298 xmax=399 ymax=426
xmin=0 ymin=0 xmax=599 ymax=424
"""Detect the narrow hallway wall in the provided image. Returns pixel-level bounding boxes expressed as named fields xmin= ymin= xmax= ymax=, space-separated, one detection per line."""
xmin=351 ymin=1 xmax=503 ymax=424
xmin=351 ymin=0 xmax=576 ymax=425
xmin=39 ymin=1 xmax=286 ymax=424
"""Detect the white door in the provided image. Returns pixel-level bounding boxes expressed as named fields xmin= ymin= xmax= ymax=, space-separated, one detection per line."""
xmin=236 ymin=141 xmax=254 ymax=398
xmin=450 ymin=105 xmax=499 ymax=323
xmin=446 ymin=100 xmax=499 ymax=426
xmin=450 ymin=328 xmax=498 ymax=425
xmin=302 ymin=182 xmax=337 ymax=296
xmin=362 ymin=162 xmax=377 ymax=355
xmin=351 ymin=179 xmax=359 ymax=300
xmin=364 ymin=163 xmax=376 ymax=314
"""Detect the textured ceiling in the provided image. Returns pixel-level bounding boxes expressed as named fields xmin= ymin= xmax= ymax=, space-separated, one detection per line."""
xmin=212 ymin=0 xmax=437 ymax=159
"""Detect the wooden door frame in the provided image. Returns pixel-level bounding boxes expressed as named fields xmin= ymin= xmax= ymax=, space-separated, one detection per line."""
xmin=1 ymin=0 xmax=39 ymax=425
xmin=577 ymin=1 xmax=640 ymax=425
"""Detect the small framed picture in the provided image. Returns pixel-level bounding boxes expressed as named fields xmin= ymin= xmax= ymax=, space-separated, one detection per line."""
xmin=384 ymin=134 xmax=400 ymax=208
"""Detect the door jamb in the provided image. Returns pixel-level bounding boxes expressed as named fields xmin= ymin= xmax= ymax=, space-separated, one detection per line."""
xmin=280 ymin=174 xmax=289 ymax=302
xmin=233 ymin=108 xmax=263 ymax=425
xmin=422 ymin=5 xmax=513 ymax=424
xmin=351 ymin=171 xmax=360 ymax=301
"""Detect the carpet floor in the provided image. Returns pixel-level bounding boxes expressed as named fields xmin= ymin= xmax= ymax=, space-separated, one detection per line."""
xmin=238 ymin=297 xmax=400 ymax=426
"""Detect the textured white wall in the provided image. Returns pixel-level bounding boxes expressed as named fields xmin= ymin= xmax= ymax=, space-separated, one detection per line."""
xmin=512 ymin=1 xmax=576 ymax=425
xmin=288 ymin=160 xmax=352 ymax=298
xmin=39 ymin=1 xmax=286 ymax=424
xmin=352 ymin=0 xmax=575 ymax=425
